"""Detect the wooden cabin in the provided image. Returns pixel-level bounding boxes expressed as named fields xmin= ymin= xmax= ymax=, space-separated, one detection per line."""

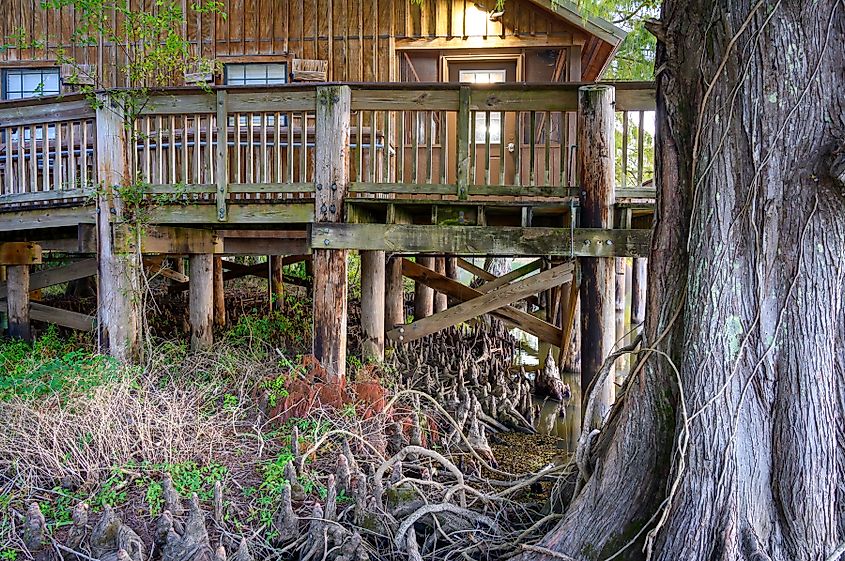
xmin=0 ymin=0 xmax=654 ymax=405
xmin=0 ymin=0 xmax=623 ymax=90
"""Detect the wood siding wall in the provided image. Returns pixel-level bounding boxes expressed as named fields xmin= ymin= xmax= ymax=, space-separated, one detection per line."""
xmin=0 ymin=0 xmax=589 ymax=87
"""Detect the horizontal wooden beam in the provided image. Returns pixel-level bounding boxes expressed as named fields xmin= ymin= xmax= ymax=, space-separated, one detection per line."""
xmin=401 ymin=258 xmax=563 ymax=346
xmin=0 ymin=258 xmax=96 ymax=300
xmin=146 ymin=203 xmax=314 ymax=225
xmin=114 ymin=225 xmax=224 ymax=254
xmin=0 ymin=242 xmax=42 ymax=265
xmin=388 ymin=262 xmax=573 ymax=343
xmin=30 ymin=302 xmax=95 ymax=331
xmin=311 ymin=224 xmax=651 ymax=257
xmin=0 ymin=206 xmax=95 ymax=232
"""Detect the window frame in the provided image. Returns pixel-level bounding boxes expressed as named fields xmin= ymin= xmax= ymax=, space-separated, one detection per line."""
xmin=1 ymin=67 xmax=61 ymax=100
xmin=223 ymin=62 xmax=289 ymax=87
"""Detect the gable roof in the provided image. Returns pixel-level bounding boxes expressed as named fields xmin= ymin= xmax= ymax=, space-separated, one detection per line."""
xmin=524 ymin=0 xmax=627 ymax=79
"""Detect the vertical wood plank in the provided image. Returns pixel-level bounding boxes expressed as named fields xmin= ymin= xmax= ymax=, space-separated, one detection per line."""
xmin=6 ymin=265 xmax=31 ymax=341
xmin=456 ymin=86 xmax=470 ymax=199
xmin=189 ymin=253 xmax=214 ymax=350
xmin=216 ymin=91 xmax=228 ymax=220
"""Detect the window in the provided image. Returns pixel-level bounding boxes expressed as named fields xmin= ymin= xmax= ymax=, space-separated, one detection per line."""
xmin=459 ymin=69 xmax=506 ymax=144
xmin=3 ymin=68 xmax=60 ymax=100
xmin=224 ymin=63 xmax=288 ymax=128
xmin=224 ymin=63 xmax=287 ymax=86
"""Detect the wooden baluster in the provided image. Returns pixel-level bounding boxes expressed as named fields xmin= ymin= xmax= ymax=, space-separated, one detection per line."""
xmin=559 ymin=111 xmax=566 ymax=187
xmin=356 ymin=110 xmax=364 ymax=183
xmin=439 ymin=109 xmax=447 ymax=185
xmin=637 ymin=110 xmax=645 ymax=186
xmin=369 ymin=111 xmax=377 ymax=182
xmin=169 ymin=116 xmax=177 ymax=185
xmin=528 ymin=111 xmax=536 ymax=187
xmin=411 ymin=111 xmax=419 ymax=184
xmin=287 ymin=112 xmax=294 ymax=186
xmin=216 ymin=90 xmax=228 ymax=221
xmin=382 ymin=110 xmax=391 ymax=185
xmin=53 ymin=123 xmax=64 ymax=191
xmin=261 ymin=112 xmax=268 ymax=186
xmin=456 ymin=86 xmax=470 ymax=200
xmin=426 ymin=110 xmax=433 ymax=185
xmin=397 ymin=110 xmax=405 ymax=184
xmin=41 ymin=125 xmax=50 ymax=193
xmin=498 ymin=112 xmax=506 ymax=186
xmin=622 ymin=111 xmax=629 ymax=189
xmin=247 ymin=113 xmax=254 ymax=186
xmin=207 ymin=114 xmax=215 ymax=189
xmin=157 ymin=115 xmax=164 ymax=185
xmin=299 ymin=111 xmax=307 ymax=184
xmin=18 ymin=126 xmax=26 ymax=194
xmin=181 ymin=115 xmax=188 ymax=185
xmin=483 ymin=111 xmax=491 ymax=186
xmin=193 ymin=114 xmax=201 ymax=185
xmin=69 ymin=121 xmax=77 ymax=191
xmin=29 ymin=125 xmax=38 ymax=193
xmin=469 ymin=110 xmax=477 ymax=186
xmin=544 ymin=110 xmax=551 ymax=187
xmin=81 ymin=121 xmax=89 ymax=189
xmin=275 ymin=112 xmax=282 ymax=186
xmin=144 ymin=117 xmax=151 ymax=184
xmin=234 ymin=113 xmax=242 ymax=185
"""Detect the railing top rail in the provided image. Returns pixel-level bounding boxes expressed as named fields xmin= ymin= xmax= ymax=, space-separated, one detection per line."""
xmin=0 ymin=81 xmax=656 ymax=123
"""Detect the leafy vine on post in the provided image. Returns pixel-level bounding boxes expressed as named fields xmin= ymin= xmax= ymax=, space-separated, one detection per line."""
xmin=39 ymin=0 xmax=226 ymax=360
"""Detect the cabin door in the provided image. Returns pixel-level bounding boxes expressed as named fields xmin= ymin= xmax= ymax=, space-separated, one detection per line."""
xmin=445 ymin=59 xmax=519 ymax=187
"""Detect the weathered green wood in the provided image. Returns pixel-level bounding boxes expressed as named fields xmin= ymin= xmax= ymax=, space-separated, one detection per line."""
xmin=456 ymin=87 xmax=471 ymax=200
xmin=0 ymin=258 xmax=96 ymax=300
xmin=216 ymin=90 xmax=229 ymax=221
xmin=146 ymin=203 xmax=314 ymax=224
xmin=388 ymin=262 xmax=573 ymax=343
xmin=311 ymin=224 xmax=650 ymax=257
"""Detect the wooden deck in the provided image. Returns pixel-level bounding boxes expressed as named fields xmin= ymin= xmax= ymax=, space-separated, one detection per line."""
xmin=0 ymin=82 xmax=655 ymax=257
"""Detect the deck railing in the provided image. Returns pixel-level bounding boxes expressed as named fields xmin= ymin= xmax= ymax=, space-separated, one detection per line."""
xmin=0 ymin=82 xmax=655 ymax=212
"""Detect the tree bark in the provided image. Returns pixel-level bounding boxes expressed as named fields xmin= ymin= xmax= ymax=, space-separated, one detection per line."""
xmin=523 ymin=1 xmax=845 ymax=559
xmin=189 ymin=254 xmax=214 ymax=351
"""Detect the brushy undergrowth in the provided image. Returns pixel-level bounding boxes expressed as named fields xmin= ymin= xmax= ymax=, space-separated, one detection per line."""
xmin=0 ymin=314 xmax=394 ymax=558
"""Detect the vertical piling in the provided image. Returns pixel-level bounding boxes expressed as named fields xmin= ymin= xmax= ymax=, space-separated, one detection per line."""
xmin=214 ymin=256 xmax=226 ymax=327
xmin=269 ymin=255 xmax=285 ymax=312
xmin=632 ymin=258 xmax=647 ymax=324
xmin=95 ymin=94 xmax=141 ymax=361
xmin=578 ymin=84 xmax=616 ymax=425
xmin=385 ymin=254 xmax=405 ymax=333
xmin=189 ymin=254 xmax=214 ymax=350
xmin=7 ymin=265 xmax=31 ymax=341
xmin=414 ymin=256 xmax=434 ymax=320
xmin=434 ymin=257 xmax=448 ymax=312
xmin=361 ymin=250 xmax=385 ymax=361
xmin=312 ymin=85 xmax=351 ymax=382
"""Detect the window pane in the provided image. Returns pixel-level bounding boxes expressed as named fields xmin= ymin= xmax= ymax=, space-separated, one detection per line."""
xmin=6 ymin=73 xmax=22 ymax=93
xmin=225 ymin=63 xmax=287 ymax=86
xmin=42 ymin=72 xmax=59 ymax=92
xmin=23 ymin=73 xmax=44 ymax=93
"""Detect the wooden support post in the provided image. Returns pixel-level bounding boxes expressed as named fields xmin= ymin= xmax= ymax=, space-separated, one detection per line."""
xmin=578 ymin=84 xmax=616 ymax=425
xmin=361 ymin=250 xmax=385 ymax=361
xmin=189 ymin=254 xmax=214 ymax=350
xmin=312 ymin=85 xmax=351 ymax=382
xmin=414 ymin=256 xmax=435 ymax=320
xmin=95 ymin=94 xmax=140 ymax=361
xmin=434 ymin=257 xmax=448 ymax=312
xmin=173 ymin=256 xmax=186 ymax=275
xmin=269 ymin=255 xmax=285 ymax=312
xmin=385 ymin=254 xmax=405 ymax=332
xmin=213 ymin=256 xmax=226 ymax=327
xmin=632 ymin=258 xmax=647 ymax=324
xmin=7 ymin=265 xmax=30 ymax=340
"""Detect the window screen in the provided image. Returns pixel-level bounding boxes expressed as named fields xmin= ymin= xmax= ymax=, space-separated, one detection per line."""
xmin=224 ymin=63 xmax=287 ymax=86
xmin=3 ymin=68 xmax=61 ymax=100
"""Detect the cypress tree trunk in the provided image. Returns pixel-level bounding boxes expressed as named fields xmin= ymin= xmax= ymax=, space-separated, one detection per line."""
xmin=521 ymin=1 xmax=845 ymax=559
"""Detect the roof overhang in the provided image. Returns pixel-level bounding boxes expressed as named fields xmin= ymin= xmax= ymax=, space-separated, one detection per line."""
xmin=524 ymin=0 xmax=627 ymax=79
